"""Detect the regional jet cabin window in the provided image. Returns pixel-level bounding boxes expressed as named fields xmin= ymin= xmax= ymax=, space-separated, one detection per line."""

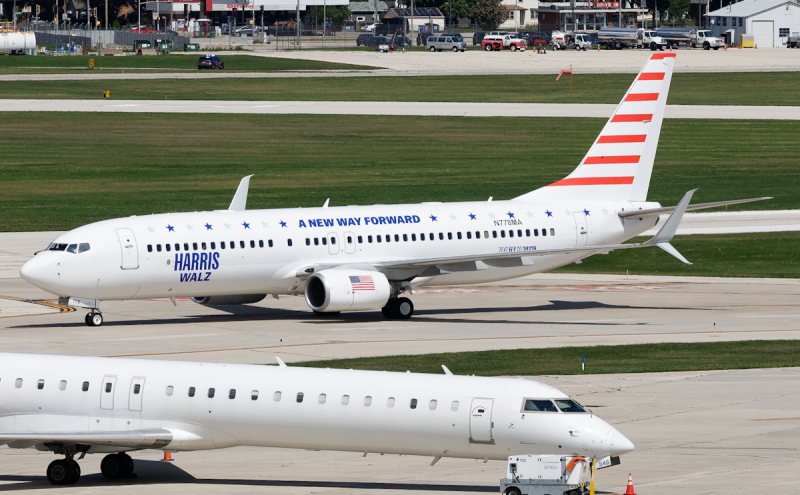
xmin=193 ymin=243 xmax=198 ymax=250
xmin=542 ymin=228 xmax=547 ymax=237
xmin=229 ymin=241 xmax=235 ymax=249
xmin=347 ymin=236 xmax=353 ymax=244
xmin=211 ymin=242 xmax=216 ymax=250
xmin=368 ymin=236 xmax=373 ymax=243
xmin=105 ymin=382 xmax=112 ymax=393
xmin=220 ymin=242 xmax=226 ymax=249
xmin=358 ymin=236 xmax=363 ymax=243
xmin=518 ymin=229 xmax=523 ymax=237
xmin=59 ymin=380 xmax=67 ymax=391
xmin=82 ymin=381 xmax=90 ymax=392
xmin=501 ymin=231 xmax=506 ymax=238
xmin=377 ymin=236 xmax=382 ymax=243
xmin=550 ymin=228 xmax=555 ymax=236
xmin=156 ymin=244 xmax=162 ymax=252
xmin=394 ymin=234 xmax=399 ymax=242
xmin=252 ymin=390 xmax=259 ymax=401
xmin=306 ymin=238 xmax=311 ymax=246
xmin=451 ymin=401 xmax=459 ymax=411
xmin=385 ymin=235 xmax=390 ymax=243
xmin=554 ymin=399 xmax=586 ymax=413
xmin=229 ymin=389 xmax=236 ymax=399
xmin=322 ymin=237 xmax=327 ymax=245
xmin=259 ymin=240 xmax=264 ymax=248
xmin=134 ymin=384 xmax=141 ymax=394
xmin=429 ymin=400 xmax=438 ymax=410
xmin=147 ymin=245 xmax=153 ymax=253
xmin=37 ymin=379 xmax=44 ymax=390
xmin=188 ymin=387 xmax=196 ymax=397
xmin=240 ymin=241 xmax=245 ymax=249
xmin=201 ymin=242 xmax=207 ymax=250
xmin=364 ymin=396 xmax=372 ymax=406
xmin=274 ymin=391 xmax=282 ymax=401
xmin=523 ymin=399 xmax=558 ymax=412
xmin=166 ymin=244 xmax=171 ymax=252
xmin=341 ymin=395 xmax=350 ymax=405
xmin=184 ymin=243 xmax=189 ymax=251
xmin=208 ymin=388 xmax=215 ymax=398
xmin=175 ymin=243 xmax=180 ymax=251
xmin=439 ymin=233 xmax=444 ymax=240
xmin=166 ymin=386 xmax=174 ymax=396
xmin=268 ymin=240 xmax=274 ymax=247
xmin=67 ymin=244 xmax=78 ymax=253
xmin=78 ymin=243 xmax=90 ymax=253
xmin=250 ymin=240 xmax=255 ymax=248
xmin=526 ymin=229 xmax=531 ymax=237
xmin=287 ymin=239 xmax=293 ymax=247
xmin=387 ymin=397 xmax=395 ymax=408
xmin=403 ymin=234 xmax=408 ymax=241
xmin=493 ymin=231 xmax=497 ymax=238
xmin=410 ymin=398 xmax=418 ymax=409
xmin=467 ymin=232 xmax=472 ymax=239
xmin=296 ymin=392 xmax=304 ymax=403
xmin=447 ymin=233 xmax=453 ymax=240
xmin=319 ymin=393 xmax=327 ymax=404
xmin=15 ymin=378 xmax=22 ymax=388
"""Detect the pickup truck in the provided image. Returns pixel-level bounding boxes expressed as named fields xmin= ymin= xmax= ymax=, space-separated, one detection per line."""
xmin=551 ymin=31 xmax=592 ymax=50
xmin=482 ymin=34 xmax=527 ymax=51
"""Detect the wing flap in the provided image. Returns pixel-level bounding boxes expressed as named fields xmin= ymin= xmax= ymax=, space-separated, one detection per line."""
xmin=0 ymin=428 xmax=172 ymax=449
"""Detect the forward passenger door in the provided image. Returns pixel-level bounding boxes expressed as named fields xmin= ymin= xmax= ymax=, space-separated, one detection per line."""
xmin=469 ymin=398 xmax=494 ymax=444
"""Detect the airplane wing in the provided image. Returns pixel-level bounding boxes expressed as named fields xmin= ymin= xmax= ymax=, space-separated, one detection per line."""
xmin=0 ymin=428 xmax=172 ymax=449
xmin=618 ymin=196 xmax=771 ymax=219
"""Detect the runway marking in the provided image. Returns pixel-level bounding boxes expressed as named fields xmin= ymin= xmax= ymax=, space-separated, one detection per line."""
xmin=102 ymin=327 xmax=800 ymax=359
xmin=0 ymin=295 xmax=74 ymax=318
xmin=751 ymin=417 xmax=800 ymax=421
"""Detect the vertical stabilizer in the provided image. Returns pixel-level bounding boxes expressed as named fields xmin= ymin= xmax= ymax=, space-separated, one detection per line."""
xmin=514 ymin=53 xmax=676 ymax=203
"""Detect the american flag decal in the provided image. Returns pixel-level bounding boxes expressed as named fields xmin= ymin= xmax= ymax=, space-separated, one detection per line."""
xmin=349 ymin=275 xmax=375 ymax=291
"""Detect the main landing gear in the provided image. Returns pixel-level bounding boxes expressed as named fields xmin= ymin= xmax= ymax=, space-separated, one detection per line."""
xmin=100 ymin=452 xmax=136 ymax=480
xmin=382 ymin=297 xmax=414 ymax=320
xmin=85 ymin=311 xmax=103 ymax=327
xmin=46 ymin=458 xmax=81 ymax=485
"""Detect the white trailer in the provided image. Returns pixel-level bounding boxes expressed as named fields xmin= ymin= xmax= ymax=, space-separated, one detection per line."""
xmin=597 ymin=27 xmax=667 ymax=50
xmin=500 ymin=455 xmax=591 ymax=495
xmin=1 ymin=31 xmax=36 ymax=55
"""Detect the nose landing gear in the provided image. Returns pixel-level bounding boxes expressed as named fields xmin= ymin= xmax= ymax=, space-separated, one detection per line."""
xmin=381 ymin=297 xmax=414 ymax=320
xmin=85 ymin=311 xmax=103 ymax=327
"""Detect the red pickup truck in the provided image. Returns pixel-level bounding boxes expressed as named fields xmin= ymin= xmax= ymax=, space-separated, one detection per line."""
xmin=481 ymin=34 xmax=527 ymax=51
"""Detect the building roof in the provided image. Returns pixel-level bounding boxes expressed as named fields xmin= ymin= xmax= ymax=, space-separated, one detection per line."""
xmin=504 ymin=4 xmax=527 ymax=10
xmin=385 ymin=7 xmax=444 ymax=18
xmin=349 ymin=1 xmax=390 ymax=13
xmin=707 ymin=0 xmax=799 ymax=17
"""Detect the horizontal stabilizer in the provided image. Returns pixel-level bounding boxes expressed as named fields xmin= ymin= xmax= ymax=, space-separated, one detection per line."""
xmin=618 ymin=196 xmax=772 ymax=218
xmin=229 ymin=175 xmax=254 ymax=211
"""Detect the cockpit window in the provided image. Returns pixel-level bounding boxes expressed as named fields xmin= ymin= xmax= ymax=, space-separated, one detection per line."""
xmin=48 ymin=243 xmax=68 ymax=251
xmin=78 ymin=243 xmax=90 ymax=253
xmin=524 ymin=399 xmax=558 ymax=412
xmin=554 ymin=399 xmax=586 ymax=413
xmin=66 ymin=244 xmax=78 ymax=254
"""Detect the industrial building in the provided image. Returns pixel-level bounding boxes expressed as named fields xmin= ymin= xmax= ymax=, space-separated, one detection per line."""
xmin=705 ymin=0 xmax=800 ymax=47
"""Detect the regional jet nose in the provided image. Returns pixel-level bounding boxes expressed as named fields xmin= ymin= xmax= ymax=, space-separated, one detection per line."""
xmin=608 ymin=428 xmax=635 ymax=456
xmin=20 ymin=254 xmax=51 ymax=288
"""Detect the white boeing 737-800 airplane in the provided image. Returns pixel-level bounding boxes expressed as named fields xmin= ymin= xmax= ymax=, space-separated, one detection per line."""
xmin=0 ymin=353 xmax=634 ymax=485
xmin=19 ymin=54 xmax=768 ymax=326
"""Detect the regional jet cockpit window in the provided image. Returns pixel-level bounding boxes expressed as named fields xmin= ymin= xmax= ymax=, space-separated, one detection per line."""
xmin=48 ymin=243 xmax=68 ymax=251
xmin=78 ymin=243 xmax=90 ymax=253
xmin=66 ymin=244 xmax=78 ymax=253
xmin=553 ymin=399 xmax=586 ymax=413
xmin=523 ymin=399 xmax=559 ymax=412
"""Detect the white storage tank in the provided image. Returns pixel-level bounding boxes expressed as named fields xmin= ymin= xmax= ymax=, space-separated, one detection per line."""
xmin=1 ymin=32 xmax=37 ymax=54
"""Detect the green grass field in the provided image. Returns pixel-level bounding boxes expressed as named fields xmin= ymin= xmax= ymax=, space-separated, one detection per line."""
xmin=2 ymin=114 xmax=793 ymax=232
xmin=0 ymin=54 xmax=375 ymax=73
xmin=289 ymin=340 xmax=800 ymax=375
xmin=1 ymin=72 xmax=799 ymax=106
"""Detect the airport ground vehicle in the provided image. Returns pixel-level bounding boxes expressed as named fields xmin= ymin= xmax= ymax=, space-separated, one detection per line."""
xmin=391 ymin=36 xmax=412 ymax=47
xmin=501 ymin=455 xmax=594 ymax=495
xmin=656 ymin=28 xmax=724 ymax=49
xmin=356 ymin=33 xmax=372 ymax=46
xmin=197 ymin=55 xmax=224 ymax=70
xmin=427 ymin=35 xmax=467 ymax=52
xmin=482 ymin=34 xmax=527 ymax=51
xmin=786 ymin=32 xmax=800 ymax=48
xmin=597 ymin=27 xmax=666 ymax=50
xmin=551 ymin=31 xmax=592 ymax=50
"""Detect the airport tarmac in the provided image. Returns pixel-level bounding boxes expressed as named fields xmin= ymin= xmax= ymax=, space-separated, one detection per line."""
xmin=3 ymin=99 xmax=800 ymax=120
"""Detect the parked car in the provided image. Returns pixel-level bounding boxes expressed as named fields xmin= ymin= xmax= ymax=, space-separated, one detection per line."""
xmin=364 ymin=23 xmax=377 ymax=32
xmin=391 ymin=36 xmax=413 ymax=47
xmin=439 ymin=32 xmax=464 ymax=43
xmin=367 ymin=36 xmax=389 ymax=47
xmin=356 ymin=34 xmax=373 ymax=46
xmin=426 ymin=35 xmax=467 ymax=52
xmin=472 ymin=32 xmax=486 ymax=45
xmin=198 ymin=55 xmax=224 ymax=70
xmin=129 ymin=26 xmax=156 ymax=33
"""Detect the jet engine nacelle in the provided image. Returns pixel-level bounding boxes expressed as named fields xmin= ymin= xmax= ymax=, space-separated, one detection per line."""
xmin=190 ymin=294 xmax=267 ymax=306
xmin=305 ymin=270 xmax=391 ymax=313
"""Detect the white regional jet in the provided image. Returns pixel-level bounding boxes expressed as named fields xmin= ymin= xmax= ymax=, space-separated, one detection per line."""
xmin=20 ymin=53 xmax=768 ymax=326
xmin=0 ymin=352 xmax=634 ymax=485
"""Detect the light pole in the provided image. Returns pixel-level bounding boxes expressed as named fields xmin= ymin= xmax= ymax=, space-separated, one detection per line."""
xmin=137 ymin=0 xmax=140 ymax=30
xmin=515 ymin=0 xmax=518 ymax=32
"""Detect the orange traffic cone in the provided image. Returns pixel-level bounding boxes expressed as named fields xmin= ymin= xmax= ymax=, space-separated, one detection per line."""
xmin=724 ymin=44 xmax=727 ymax=50
xmin=162 ymin=451 xmax=173 ymax=462
xmin=624 ymin=473 xmax=636 ymax=495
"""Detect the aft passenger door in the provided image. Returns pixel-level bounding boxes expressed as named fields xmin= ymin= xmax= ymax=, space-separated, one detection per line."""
xmin=573 ymin=212 xmax=588 ymax=247
xmin=115 ymin=228 xmax=139 ymax=270
xmin=469 ymin=398 xmax=494 ymax=444
xmin=129 ymin=377 xmax=146 ymax=411
xmin=100 ymin=376 xmax=117 ymax=410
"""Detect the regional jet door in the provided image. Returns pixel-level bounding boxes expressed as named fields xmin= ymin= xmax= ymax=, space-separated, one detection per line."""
xmin=100 ymin=376 xmax=117 ymax=410
xmin=129 ymin=377 xmax=146 ymax=411
xmin=469 ymin=398 xmax=494 ymax=444
xmin=573 ymin=212 xmax=588 ymax=247
xmin=115 ymin=228 xmax=139 ymax=270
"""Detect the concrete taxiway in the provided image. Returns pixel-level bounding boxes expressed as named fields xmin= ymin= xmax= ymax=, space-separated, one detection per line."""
xmin=3 ymin=99 xmax=800 ymax=120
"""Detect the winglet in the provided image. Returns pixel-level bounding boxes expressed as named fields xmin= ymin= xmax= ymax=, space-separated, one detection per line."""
xmin=656 ymin=242 xmax=692 ymax=264
xmin=323 ymin=198 xmax=330 ymax=208
xmin=275 ymin=357 xmax=287 ymax=368
xmin=442 ymin=365 xmax=453 ymax=375
xmin=228 ymin=175 xmax=254 ymax=211
xmin=643 ymin=189 xmax=696 ymax=247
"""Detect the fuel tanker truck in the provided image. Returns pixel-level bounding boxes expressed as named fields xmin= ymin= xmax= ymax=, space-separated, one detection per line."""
xmin=1 ymin=31 xmax=37 ymax=55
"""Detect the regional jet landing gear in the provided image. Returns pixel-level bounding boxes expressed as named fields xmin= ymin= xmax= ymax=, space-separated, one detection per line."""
xmin=382 ymin=297 xmax=414 ymax=320
xmin=45 ymin=451 xmax=135 ymax=485
xmin=85 ymin=311 xmax=103 ymax=327
xmin=100 ymin=452 xmax=135 ymax=479
xmin=47 ymin=458 xmax=81 ymax=485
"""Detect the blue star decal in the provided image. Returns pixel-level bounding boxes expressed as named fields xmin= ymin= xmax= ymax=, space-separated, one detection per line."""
xmin=507 ymin=211 xmax=515 ymax=218
xmin=279 ymin=220 xmax=287 ymax=228
xmin=583 ymin=209 xmax=590 ymax=216
xmin=242 ymin=222 xmax=250 ymax=229
xmin=204 ymin=223 xmax=213 ymax=230
xmin=468 ymin=213 xmax=477 ymax=220
xmin=545 ymin=210 xmax=553 ymax=217
xmin=166 ymin=225 xmax=175 ymax=232
xmin=430 ymin=214 xmax=438 ymax=222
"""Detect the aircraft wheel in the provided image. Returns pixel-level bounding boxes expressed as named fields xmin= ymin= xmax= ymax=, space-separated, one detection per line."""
xmin=395 ymin=297 xmax=414 ymax=319
xmin=85 ymin=313 xmax=92 ymax=326
xmin=47 ymin=459 xmax=79 ymax=485
xmin=381 ymin=305 xmax=393 ymax=319
xmin=88 ymin=312 xmax=103 ymax=327
xmin=101 ymin=453 xmax=124 ymax=479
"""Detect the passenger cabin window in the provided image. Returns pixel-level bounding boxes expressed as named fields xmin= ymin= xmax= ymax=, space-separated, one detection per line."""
xmin=105 ymin=382 xmax=112 ymax=393
xmin=147 ymin=245 xmax=153 ymax=253
xmin=429 ymin=400 xmax=438 ymax=410
xmin=59 ymin=380 xmax=67 ymax=391
xmin=82 ymin=381 xmax=90 ymax=392
xmin=250 ymin=240 xmax=255 ymax=248
xmin=133 ymin=384 xmax=141 ymax=394
xmin=451 ymin=401 xmax=459 ymax=411
xmin=188 ymin=387 xmax=196 ymax=397
xmin=288 ymin=239 xmax=293 ymax=247
xmin=341 ymin=395 xmax=350 ymax=405
xmin=37 ymin=379 xmax=44 ymax=390
xmin=252 ymin=390 xmax=259 ymax=401
xmin=166 ymin=386 xmax=174 ymax=396
xmin=554 ymin=399 xmax=586 ymax=413
xmin=156 ymin=244 xmax=162 ymax=252
xmin=201 ymin=242 xmax=207 ymax=250
xmin=211 ymin=242 xmax=216 ymax=250
xmin=240 ymin=241 xmax=245 ymax=249
xmin=208 ymin=388 xmax=215 ymax=398
xmin=523 ymin=399 xmax=558 ymax=412
xmin=319 ymin=393 xmax=327 ymax=404
xmin=364 ymin=396 xmax=372 ymax=406
xmin=387 ymin=397 xmax=395 ymax=408
xmin=550 ymin=228 xmax=555 ymax=236
xmin=15 ymin=378 xmax=22 ymax=388
xmin=193 ymin=242 xmax=198 ymax=250
xmin=274 ymin=391 xmax=282 ymax=401
xmin=297 ymin=392 xmax=304 ymax=403
xmin=229 ymin=389 xmax=236 ymax=399
xmin=410 ymin=398 xmax=418 ymax=409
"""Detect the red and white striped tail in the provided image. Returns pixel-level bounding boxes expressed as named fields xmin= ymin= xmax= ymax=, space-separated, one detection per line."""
xmin=516 ymin=53 xmax=676 ymax=203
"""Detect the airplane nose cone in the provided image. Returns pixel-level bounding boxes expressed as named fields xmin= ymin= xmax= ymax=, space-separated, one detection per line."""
xmin=608 ymin=429 xmax=635 ymax=456
xmin=20 ymin=254 xmax=50 ymax=287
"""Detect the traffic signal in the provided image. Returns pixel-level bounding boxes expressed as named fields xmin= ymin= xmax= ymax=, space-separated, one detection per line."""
xmin=36 ymin=4 xmax=41 ymax=15
xmin=92 ymin=7 xmax=96 ymax=17
xmin=232 ymin=6 xmax=237 ymax=12
xmin=260 ymin=5 xmax=264 ymax=11
xmin=184 ymin=4 xmax=189 ymax=16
